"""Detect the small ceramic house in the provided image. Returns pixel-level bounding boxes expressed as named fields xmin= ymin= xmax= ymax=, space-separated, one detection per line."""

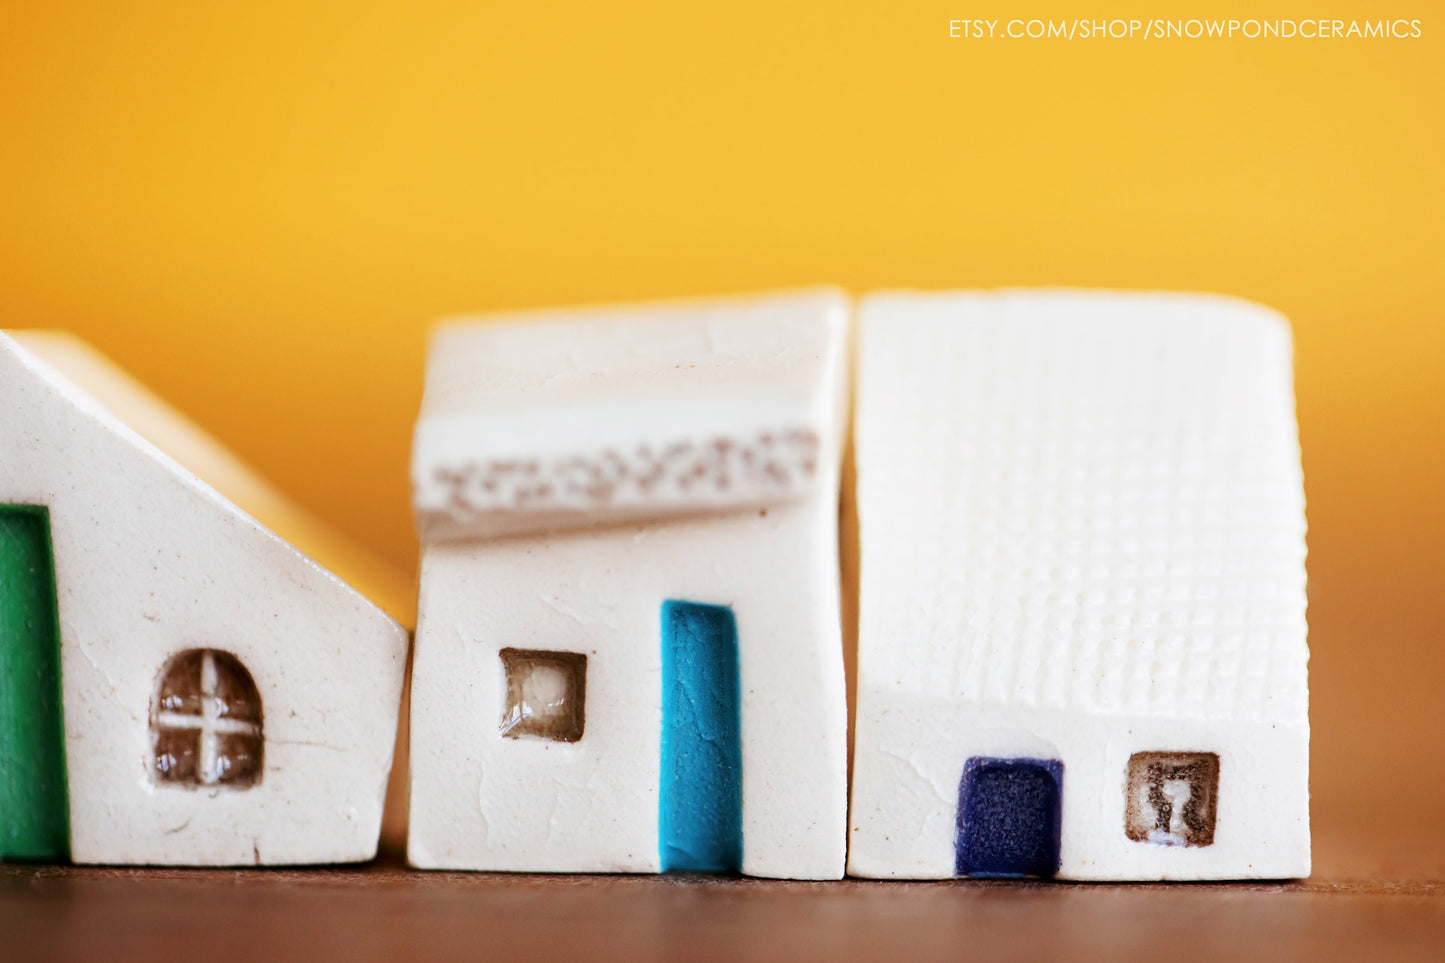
xmin=0 ymin=332 xmax=409 ymax=865
xmin=847 ymin=291 xmax=1310 ymax=881
xmin=407 ymin=290 xmax=850 ymax=879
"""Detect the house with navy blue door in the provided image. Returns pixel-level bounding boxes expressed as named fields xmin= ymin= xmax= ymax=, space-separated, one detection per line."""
xmin=405 ymin=290 xmax=851 ymax=880
xmin=848 ymin=291 xmax=1311 ymax=881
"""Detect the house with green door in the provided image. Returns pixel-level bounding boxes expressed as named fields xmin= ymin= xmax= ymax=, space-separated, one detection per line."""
xmin=0 ymin=332 xmax=408 ymax=865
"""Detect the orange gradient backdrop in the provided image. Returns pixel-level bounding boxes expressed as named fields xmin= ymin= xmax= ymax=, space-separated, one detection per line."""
xmin=2 ymin=2 xmax=1440 ymax=869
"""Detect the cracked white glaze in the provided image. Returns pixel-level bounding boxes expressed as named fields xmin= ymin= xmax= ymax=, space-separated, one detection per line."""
xmin=407 ymin=291 xmax=850 ymax=879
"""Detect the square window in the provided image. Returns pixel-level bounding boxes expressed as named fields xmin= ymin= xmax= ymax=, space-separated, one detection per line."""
xmin=499 ymin=648 xmax=587 ymax=743
xmin=1125 ymin=751 xmax=1220 ymax=847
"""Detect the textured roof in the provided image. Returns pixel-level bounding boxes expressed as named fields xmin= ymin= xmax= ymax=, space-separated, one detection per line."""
xmin=412 ymin=289 xmax=849 ymax=541
xmin=854 ymin=291 xmax=1309 ymax=724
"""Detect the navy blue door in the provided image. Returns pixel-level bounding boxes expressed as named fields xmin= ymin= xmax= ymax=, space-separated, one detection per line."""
xmin=954 ymin=757 xmax=1062 ymax=878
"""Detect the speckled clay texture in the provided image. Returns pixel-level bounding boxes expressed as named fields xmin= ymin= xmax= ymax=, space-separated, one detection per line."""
xmin=412 ymin=292 xmax=845 ymax=542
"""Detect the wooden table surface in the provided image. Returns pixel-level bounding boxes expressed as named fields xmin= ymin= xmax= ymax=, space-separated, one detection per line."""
xmin=4 ymin=808 xmax=1442 ymax=962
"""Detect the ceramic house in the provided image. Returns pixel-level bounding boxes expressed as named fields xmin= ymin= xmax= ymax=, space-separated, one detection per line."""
xmin=847 ymin=291 xmax=1310 ymax=881
xmin=407 ymin=290 xmax=850 ymax=879
xmin=0 ymin=332 xmax=409 ymax=866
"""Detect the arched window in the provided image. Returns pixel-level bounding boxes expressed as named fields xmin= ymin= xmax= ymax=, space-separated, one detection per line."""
xmin=152 ymin=649 xmax=263 ymax=788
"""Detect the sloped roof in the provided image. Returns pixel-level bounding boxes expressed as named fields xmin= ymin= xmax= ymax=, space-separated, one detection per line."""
xmin=854 ymin=291 xmax=1309 ymax=725
xmin=2 ymin=331 xmax=413 ymax=627
xmin=412 ymin=288 xmax=849 ymax=541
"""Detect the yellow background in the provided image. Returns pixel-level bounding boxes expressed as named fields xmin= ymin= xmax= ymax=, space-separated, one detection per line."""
xmin=2 ymin=2 xmax=1440 ymax=871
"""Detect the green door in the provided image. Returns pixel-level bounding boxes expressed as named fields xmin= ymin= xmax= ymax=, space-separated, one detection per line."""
xmin=0 ymin=505 xmax=69 ymax=860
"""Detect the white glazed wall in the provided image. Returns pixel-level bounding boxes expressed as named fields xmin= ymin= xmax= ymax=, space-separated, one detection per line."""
xmin=407 ymin=490 xmax=847 ymax=879
xmin=0 ymin=337 xmax=409 ymax=865
xmin=848 ymin=695 xmax=1309 ymax=879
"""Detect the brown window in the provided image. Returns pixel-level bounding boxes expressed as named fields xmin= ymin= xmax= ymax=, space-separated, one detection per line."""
xmin=152 ymin=649 xmax=263 ymax=788
xmin=499 ymin=648 xmax=587 ymax=743
xmin=1124 ymin=751 xmax=1219 ymax=847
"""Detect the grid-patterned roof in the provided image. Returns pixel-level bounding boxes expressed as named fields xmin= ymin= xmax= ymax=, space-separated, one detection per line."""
xmin=855 ymin=291 xmax=1308 ymax=724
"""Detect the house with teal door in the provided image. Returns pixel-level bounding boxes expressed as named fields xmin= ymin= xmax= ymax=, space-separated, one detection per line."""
xmin=406 ymin=290 xmax=851 ymax=879
xmin=0 ymin=331 xmax=408 ymax=866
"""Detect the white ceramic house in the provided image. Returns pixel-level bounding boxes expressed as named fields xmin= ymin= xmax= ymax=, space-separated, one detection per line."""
xmin=847 ymin=291 xmax=1310 ymax=881
xmin=407 ymin=290 xmax=850 ymax=879
xmin=0 ymin=332 xmax=409 ymax=866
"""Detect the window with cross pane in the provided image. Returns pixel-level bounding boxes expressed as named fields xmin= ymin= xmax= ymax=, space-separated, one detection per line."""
xmin=151 ymin=649 xmax=263 ymax=788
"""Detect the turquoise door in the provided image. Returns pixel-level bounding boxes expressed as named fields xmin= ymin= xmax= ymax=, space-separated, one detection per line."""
xmin=659 ymin=600 xmax=742 ymax=872
xmin=0 ymin=505 xmax=69 ymax=861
